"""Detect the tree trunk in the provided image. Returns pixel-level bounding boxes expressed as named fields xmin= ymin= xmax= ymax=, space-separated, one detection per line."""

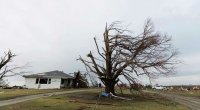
xmin=105 ymin=84 xmax=115 ymax=95
xmin=103 ymin=79 xmax=116 ymax=95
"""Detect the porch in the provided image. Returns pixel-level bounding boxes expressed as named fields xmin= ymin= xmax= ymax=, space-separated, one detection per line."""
xmin=60 ymin=78 xmax=73 ymax=88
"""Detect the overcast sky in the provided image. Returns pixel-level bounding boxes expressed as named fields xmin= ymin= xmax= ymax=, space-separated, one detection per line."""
xmin=0 ymin=0 xmax=200 ymax=86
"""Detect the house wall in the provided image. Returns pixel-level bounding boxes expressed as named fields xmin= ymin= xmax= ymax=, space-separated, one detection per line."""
xmin=25 ymin=78 xmax=61 ymax=89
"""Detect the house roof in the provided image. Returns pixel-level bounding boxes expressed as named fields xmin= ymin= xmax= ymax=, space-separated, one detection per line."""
xmin=23 ymin=70 xmax=74 ymax=79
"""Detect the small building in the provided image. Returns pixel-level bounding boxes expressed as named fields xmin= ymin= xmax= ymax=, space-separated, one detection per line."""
xmin=23 ymin=70 xmax=74 ymax=89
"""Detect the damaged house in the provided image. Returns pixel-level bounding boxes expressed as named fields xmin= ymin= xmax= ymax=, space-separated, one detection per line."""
xmin=23 ymin=70 xmax=88 ymax=89
xmin=23 ymin=70 xmax=74 ymax=89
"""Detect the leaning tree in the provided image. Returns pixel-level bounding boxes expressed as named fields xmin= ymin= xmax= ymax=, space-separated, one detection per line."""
xmin=79 ymin=19 xmax=178 ymax=94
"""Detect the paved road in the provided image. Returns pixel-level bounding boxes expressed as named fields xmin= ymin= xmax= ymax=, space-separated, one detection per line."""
xmin=0 ymin=89 xmax=92 ymax=107
xmin=145 ymin=90 xmax=200 ymax=110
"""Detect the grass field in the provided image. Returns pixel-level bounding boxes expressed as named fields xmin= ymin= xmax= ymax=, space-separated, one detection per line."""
xmin=0 ymin=89 xmax=67 ymax=100
xmin=156 ymin=90 xmax=200 ymax=98
xmin=0 ymin=89 xmax=188 ymax=110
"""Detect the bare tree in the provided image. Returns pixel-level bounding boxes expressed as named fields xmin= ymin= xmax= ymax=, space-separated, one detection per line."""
xmin=0 ymin=50 xmax=28 ymax=80
xmin=73 ymin=71 xmax=88 ymax=88
xmin=79 ymin=19 xmax=178 ymax=94
xmin=0 ymin=79 xmax=8 ymax=88
xmin=0 ymin=50 xmax=16 ymax=79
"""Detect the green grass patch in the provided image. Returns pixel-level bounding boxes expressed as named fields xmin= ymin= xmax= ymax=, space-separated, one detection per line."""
xmin=0 ymin=89 xmax=188 ymax=110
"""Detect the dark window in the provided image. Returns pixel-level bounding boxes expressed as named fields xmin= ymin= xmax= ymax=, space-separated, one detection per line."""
xmin=36 ymin=78 xmax=39 ymax=84
xmin=61 ymin=79 xmax=64 ymax=84
xmin=48 ymin=78 xmax=51 ymax=84
xmin=39 ymin=78 xmax=48 ymax=84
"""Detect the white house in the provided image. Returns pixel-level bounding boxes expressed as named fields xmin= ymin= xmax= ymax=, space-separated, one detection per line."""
xmin=23 ymin=70 xmax=74 ymax=89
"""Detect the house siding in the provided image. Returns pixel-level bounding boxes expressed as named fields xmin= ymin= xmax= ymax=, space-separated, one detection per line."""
xmin=25 ymin=78 xmax=61 ymax=89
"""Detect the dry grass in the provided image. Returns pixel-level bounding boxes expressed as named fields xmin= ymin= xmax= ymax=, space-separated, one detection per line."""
xmin=0 ymin=88 xmax=67 ymax=100
xmin=155 ymin=89 xmax=200 ymax=98
xmin=0 ymin=89 xmax=188 ymax=110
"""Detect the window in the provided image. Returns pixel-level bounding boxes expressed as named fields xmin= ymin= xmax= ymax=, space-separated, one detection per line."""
xmin=35 ymin=78 xmax=51 ymax=84
xmin=68 ymin=80 xmax=70 ymax=84
xmin=36 ymin=78 xmax=39 ymax=84
xmin=61 ymin=79 xmax=64 ymax=84
xmin=48 ymin=78 xmax=51 ymax=84
xmin=39 ymin=78 xmax=48 ymax=84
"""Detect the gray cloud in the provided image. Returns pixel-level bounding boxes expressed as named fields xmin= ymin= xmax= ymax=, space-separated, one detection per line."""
xmin=0 ymin=0 xmax=199 ymax=86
